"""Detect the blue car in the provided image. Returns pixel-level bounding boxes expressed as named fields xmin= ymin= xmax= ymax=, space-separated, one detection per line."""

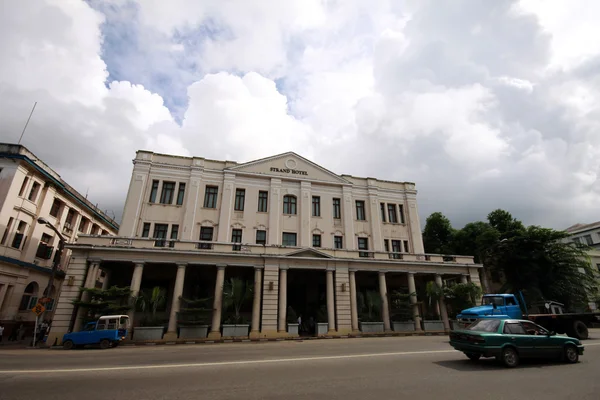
xmin=62 ymin=315 xmax=129 ymax=350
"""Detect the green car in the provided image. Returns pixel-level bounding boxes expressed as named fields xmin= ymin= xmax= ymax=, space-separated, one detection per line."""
xmin=449 ymin=319 xmax=584 ymax=368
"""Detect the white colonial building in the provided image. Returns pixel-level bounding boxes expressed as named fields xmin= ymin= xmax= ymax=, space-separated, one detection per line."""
xmin=0 ymin=143 xmax=118 ymax=340
xmin=49 ymin=151 xmax=482 ymax=344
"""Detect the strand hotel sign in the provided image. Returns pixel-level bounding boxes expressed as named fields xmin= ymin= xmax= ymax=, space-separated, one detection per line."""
xmin=269 ymin=159 xmax=308 ymax=175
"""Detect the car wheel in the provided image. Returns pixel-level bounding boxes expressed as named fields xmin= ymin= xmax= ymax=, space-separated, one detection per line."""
xmin=572 ymin=321 xmax=589 ymax=340
xmin=63 ymin=340 xmax=74 ymax=350
xmin=502 ymin=347 xmax=519 ymax=368
xmin=465 ymin=353 xmax=481 ymax=361
xmin=564 ymin=345 xmax=579 ymax=363
xmin=99 ymin=339 xmax=111 ymax=350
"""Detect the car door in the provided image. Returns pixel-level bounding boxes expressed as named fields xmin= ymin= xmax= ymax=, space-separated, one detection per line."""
xmin=520 ymin=321 xmax=559 ymax=358
xmin=502 ymin=322 xmax=534 ymax=356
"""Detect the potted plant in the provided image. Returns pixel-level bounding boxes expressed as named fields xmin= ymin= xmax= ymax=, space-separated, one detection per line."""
xmin=358 ymin=291 xmax=385 ymax=333
xmin=178 ymin=296 xmax=212 ymax=339
xmin=315 ymin=304 xmax=329 ymax=335
xmin=133 ymin=286 xmax=167 ymax=340
xmin=390 ymin=289 xmax=416 ymax=332
xmin=423 ymin=281 xmax=444 ymax=331
xmin=287 ymin=306 xmax=299 ymax=335
xmin=443 ymin=282 xmax=482 ymax=329
xmin=221 ymin=277 xmax=253 ymax=337
xmin=72 ymin=286 xmax=132 ymax=327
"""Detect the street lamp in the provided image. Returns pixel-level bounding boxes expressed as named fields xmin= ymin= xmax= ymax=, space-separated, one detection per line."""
xmin=37 ymin=217 xmax=66 ymax=319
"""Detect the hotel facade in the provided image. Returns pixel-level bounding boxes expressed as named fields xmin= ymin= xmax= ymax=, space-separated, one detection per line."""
xmin=49 ymin=151 xmax=482 ymax=344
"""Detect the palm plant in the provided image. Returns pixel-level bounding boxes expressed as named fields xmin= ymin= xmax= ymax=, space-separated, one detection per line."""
xmin=222 ymin=277 xmax=253 ymax=324
xmin=135 ymin=286 xmax=166 ymax=326
xmin=359 ymin=290 xmax=382 ymax=322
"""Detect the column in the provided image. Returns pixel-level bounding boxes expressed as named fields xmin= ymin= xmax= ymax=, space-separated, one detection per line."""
xmin=378 ymin=272 xmax=391 ymax=331
xmin=334 ymin=267 xmax=352 ymax=335
xmin=0 ymin=283 xmax=8 ymax=313
xmin=278 ymin=267 xmax=287 ymax=333
xmin=260 ymin=265 xmax=280 ymax=337
xmin=407 ymin=272 xmax=422 ymax=331
xmin=164 ymin=263 xmax=187 ymax=340
xmin=127 ymin=262 xmax=145 ymax=328
xmin=299 ymin=181 xmax=311 ymax=247
xmin=405 ymin=197 xmax=425 ymax=254
xmin=342 ymin=186 xmax=355 ymax=249
xmin=268 ymin=179 xmax=282 ymax=245
xmin=349 ymin=269 xmax=359 ymax=332
xmin=208 ymin=265 xmax=226 ymax=339
xmin=217 ymin=173 xmax=235 ymax=242
xmin=460 ymin=275 xmax=468 ymax=284
xmin=435 ymin=274 xmax=450 ymax=332
xmin=101 ymin=270 xmax=112 ymax=290
xmin=367 ymin=184 xmax=383 ymax=251
xmin=249 ymin=266 xmax=263 ymax=338
xmin=326 ymin=268 xmax=336 ymax=333
xmin=74 ymin=261 xmax=101 ymax=332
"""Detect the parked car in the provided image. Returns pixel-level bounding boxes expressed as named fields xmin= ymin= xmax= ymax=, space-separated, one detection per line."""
xmin=62 ymin=315 xmax=129 ymax=350
xmin=449 ymin=318 xmax=584 ymax=368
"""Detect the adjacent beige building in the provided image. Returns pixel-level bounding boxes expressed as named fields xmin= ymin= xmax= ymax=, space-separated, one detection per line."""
xmin=565 ymin=222 xmax=600 ymax=310
xmin=49 ymin=151 xmax=482 ymax=344
xmin=0 ymin=143 xmax=118 ymax=339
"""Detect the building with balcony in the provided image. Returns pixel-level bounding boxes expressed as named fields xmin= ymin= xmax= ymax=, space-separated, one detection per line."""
xmin=49 ymin=151 xmax=482 ymax=344
xmin=0 ymin=143 xmax=118 ymax=338
xmin=565 ymin=222 xmax=600 ymax=310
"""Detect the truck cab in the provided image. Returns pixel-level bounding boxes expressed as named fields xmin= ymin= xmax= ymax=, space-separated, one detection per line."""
xmin=457 ymin=294 xmax=523 ymax=326
xmin=62 ymin=315 xmax=129 ymax=350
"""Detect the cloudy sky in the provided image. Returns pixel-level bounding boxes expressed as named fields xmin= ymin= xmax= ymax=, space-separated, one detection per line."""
xmin=2 ymin=0 xmax=599 ymax=230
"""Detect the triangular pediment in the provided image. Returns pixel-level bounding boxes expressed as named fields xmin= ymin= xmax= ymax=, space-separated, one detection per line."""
xmin=284 ymin=248 xmax=333 ymax=258
xmin=226 ymin=152 xmax=350 ymax=184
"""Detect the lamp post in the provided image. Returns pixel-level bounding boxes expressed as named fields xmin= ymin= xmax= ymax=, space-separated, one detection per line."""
xmin=37 ymin=217 xmax=66 ymax=324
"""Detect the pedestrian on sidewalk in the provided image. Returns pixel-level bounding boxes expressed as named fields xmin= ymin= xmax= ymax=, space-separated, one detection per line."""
xmin=0 ymin=324 xmax=4 ymax=343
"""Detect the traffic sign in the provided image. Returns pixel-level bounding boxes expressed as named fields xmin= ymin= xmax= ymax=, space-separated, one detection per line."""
xmin=31 ymin=303 xmax=46 ymax=316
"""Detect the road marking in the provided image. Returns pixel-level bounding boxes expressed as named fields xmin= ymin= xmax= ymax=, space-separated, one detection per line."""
xmin=0 ymin=349 xmax=456 ymax=374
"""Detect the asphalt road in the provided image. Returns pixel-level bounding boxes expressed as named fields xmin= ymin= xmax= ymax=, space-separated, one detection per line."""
xmin=1 ymin=332 xmax=600 ymax=400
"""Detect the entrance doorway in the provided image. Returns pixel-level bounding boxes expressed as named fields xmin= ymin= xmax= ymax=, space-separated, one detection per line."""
xmin=287 ymin=269 xmax=326 ymax=336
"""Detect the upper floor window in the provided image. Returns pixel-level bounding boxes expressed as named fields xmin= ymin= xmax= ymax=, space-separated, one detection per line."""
xmin=358 ymin=237 xmax=369 ymax=257
xmin=282 ymin=232 xmax=297 ymax=246
xmin=256 ymin=230 xmax=267 ymax=245
xmin=160 ymin=181 xmax=175 ymax=204
xmin=573 ymin=237 xmax=582 ymax=245
xmin=149 ymin=180 xmax=159 ymax=203
xmin=583 ymin=235 xmax=593 ymax=246
xmin=380 ymin=203 xmax=386 ymax=222
xmin=141 ymin=223 xmax=151 ymax=238
xmin=283 ymin=195 xmax=297 ymax=215
xmin=231 ymin=229 xmax=242 ymax=251
xmin=234 ymin=189 xmax=245 ymax=211
xmin=78 ymin=217 xmax=89 ymax=233
xmin=18 ymin=177 xmax=29 ymax=197
xmin=65 ymin=208 xmax=75 ymax=225
xmin=355 ymin=200 xmax=366 ymax=221
xmin=198 ymin=227 xmax=214 ymax=249
xmin=12 ymin=221 xmax=27 ymax=249
xmin=1 ymin=217 xmax=14 ymax=245
xmin=204 ymin=186 xmax=218 ymax=208
xmin=90 ymin=224 xmax=100 ymax=235
xmin=399 ymin=204 xmax=405 ymax=224
xmin=258 ymin=191 xmax=268 ymax=212
xmin=312 ymin=234 xmax=321 ymax=247
xmin=333 ymin=198 xmax=341 ymax=219
xmin=49 ymin=199 xmax=62 ymax=218
xmin=36 ymin=233 xmax=54 ymax=260
xmin=391 ymin=240 xmax=401 ymax=259
xmin=388 ymin=204 xmax=398 ymax=223
xmin=28 ymin=182 xmax=40 ymax=202
xmin=176 ymin=183 xmax=186 ymax=206
xmin=403 ymin=240 xmax=409 ymax=253
xmin=312 ymin=196 xmax=321 ymax=217
xmin=334 ymin=236 xmax=343 ymax=249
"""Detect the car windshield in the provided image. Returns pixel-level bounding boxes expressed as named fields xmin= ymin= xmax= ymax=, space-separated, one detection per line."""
xmin=466 ymin=319 xmax=501 ymax=333
xmin=482 ymin=296 xmax=505 ymax=306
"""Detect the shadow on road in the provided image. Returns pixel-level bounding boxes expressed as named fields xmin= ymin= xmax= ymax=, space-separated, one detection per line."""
xmin=435 ymin=358 xmax=572 ymax=371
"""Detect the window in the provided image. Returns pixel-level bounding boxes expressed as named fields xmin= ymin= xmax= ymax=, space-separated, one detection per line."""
xmin=49 ymin=199 xmax=62 ymax=218
xmin=334 ymin=236 xmax=343 ymax=249
xmin=169 ymin=224 xmax=179 ymax=247
xmin=355 ymin=200 xmax=366 ymax=221
xmin=503 ymin=322 xmax=526 ymax=335
xmin=403 ymin=240 xmax=409 ymax=253
xmin=256 ymin=230 xmax=267 ymax=245
xmin=204 ymin=186 xmax=218 ymax=208
xmin=234 ymin=189 xmax=245 ymax=211
xmin=28 ymin=182 xmax=40 ymax=202
xmin=12 ymin=221 xmax=27 ymax=249
xmin=90 ymin=224 xmax=100 ymax=235
xmin=388 ymin=204 xmax=398 ymax=223
xmin=380 ymin=203 xmax=386 ymax=222
xmin=506 ymin=297 xmax=517 ymax=306
xmin=258 ymin=191 xmax=268 ymax=212
xmin=584 ymin=235 xmax=593 ymax=246
xmin=231 ymin=229 xmax=242 ymax=251
xmin=333 ymin=198 xmax=341 ymax=219
xmin=153 ymin=224 xmax=168 ymax=247
xmin=312 ymin=196 xmax=321 ymax=217
xmin=283 ymin=195 xmax=297 ymax=215
xmin=149 ymin=180 xmax=159 ymax=203
xmin=78 ymin=217 xmax=89 ymax=233
xmin=65 ymin=209 xmax=75 ymax=227
xmin=313 ymin=234 xmax=321 ymax=247
xmin=141 ymin=223 xmax=151 ymax=237
xmin=399 ymin=204 xmax=405 ymax=224
xmin=19 ymin=282 xmax=38 ymax=311
xmin=391 ymin=240 xmax=401 ymax=259
xmin=198 ymin=227 xmax=214 ymax=249
xmin=160 ymin=181 xmax=175 ymax=204
xmin=520 ymin=321 xmax=548 ymax=336
xmin=176 ymin=183 xmax=186 ymax=206
xmin=1 ymin=217 xmax=14 ymax=245
xmin=597 ymin=263 xmax=600 ymax=273
xmin=466 ymin=319 xmax=500 ymax=333
xmin=358 ymin=237 xmax=369 ymax=257
xmin=18 ymin=177 xmax=29 ymax=197
xmin=282 ymin=232 xmax=297 ymax=246
xmin=573 ymin=237 xmax=582 ymax=245
xmin=36 ymin=233 xmax=53 ymax=259
xmin=384 ymin=239 xmax=390 ymax=252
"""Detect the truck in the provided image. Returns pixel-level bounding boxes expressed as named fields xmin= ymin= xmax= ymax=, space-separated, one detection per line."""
xmin=62 ymin=315 xmax=130 ymax=349
xmin=456 ymin=293 xmax=600 ymax=340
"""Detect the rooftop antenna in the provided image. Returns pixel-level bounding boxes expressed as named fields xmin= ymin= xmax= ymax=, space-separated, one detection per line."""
xmin=18 ymin=102 xmax=37 ymax=145
xmin=85 ymin=187 xmax=89 ymax=199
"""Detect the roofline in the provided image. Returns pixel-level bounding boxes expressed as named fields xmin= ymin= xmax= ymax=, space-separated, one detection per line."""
xmin=0 ymin=255 xmax=66 ymax=278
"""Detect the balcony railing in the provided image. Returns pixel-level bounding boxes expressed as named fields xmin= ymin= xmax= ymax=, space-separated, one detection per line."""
xmin=73 ymin=235 xmax=476 ymax=264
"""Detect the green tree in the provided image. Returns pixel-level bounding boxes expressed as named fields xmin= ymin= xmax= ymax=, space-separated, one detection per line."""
xmin=487 ymin=209 xmax=524 ymax=239
xmin=72 ymin=286 xmax=132 ymax=324
xmin=222 ymin=277 xmax=253 ymax=324
xmin=451 ymin=221 xmax=499 ymax=263
xmin=135 ymin=286 xmax=167 ymax=326
xmin=422 ymin=212 xmax=455 ymax=254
